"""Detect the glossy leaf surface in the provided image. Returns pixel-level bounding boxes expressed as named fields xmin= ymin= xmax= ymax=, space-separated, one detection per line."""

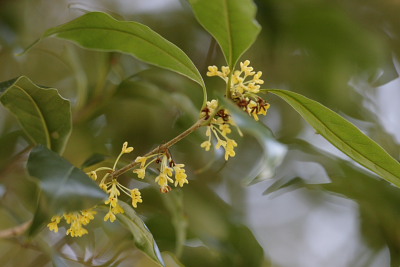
xmin=31 ymin=12 xmax=205 ymax=90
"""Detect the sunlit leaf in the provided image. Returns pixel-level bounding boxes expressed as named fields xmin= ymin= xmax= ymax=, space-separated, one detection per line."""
xmin=267 ymin=89 xmax=400 ymax=187
xmin=26 ymin=12 xmax=206 ymax=103
xmin=188 ymin=0 xmax=261 ymax=68
xmin=0 ymin=76 xmax=71 ymax=154
xmin=116 ymin=201 xmax=165 ymax=267
xmin=27 ymin=145 xmax=107 ymax=235
xmin=222 ymin=98 xmax=287 ymax=184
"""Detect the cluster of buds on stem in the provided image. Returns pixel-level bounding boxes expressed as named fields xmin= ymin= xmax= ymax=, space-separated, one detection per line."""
xmin=47 ymin=59 xmax=269 ymax=238
xmin=200 ymin=60 xmax=271 ymax=159
xmin=133 ymin=149 xmax=188 ymax=193
xmin=207 ymin=60 xmax=270 ymax=121
xmin=200 ymin=100 xmax=239 ymax=160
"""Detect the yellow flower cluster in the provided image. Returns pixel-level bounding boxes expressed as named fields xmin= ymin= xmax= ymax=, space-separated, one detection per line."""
xmin=97 ymin=142 xmax=142 ymax=222
xmin=133 ymin=151 xmax=188 ymax=193
xmin=207 ymin=60 xmax=270 ymax=121
xmin=47 ymin=142 xmax=142 ymax=236
xmin=99 ymin=178 xmax=142 ymax=222
xmin=200 ymin=100 xmax=238 ymax=160
xmin=47 ymin=209 xmax=97 ymax=237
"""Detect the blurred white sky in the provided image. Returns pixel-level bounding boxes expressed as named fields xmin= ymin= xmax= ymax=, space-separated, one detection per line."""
xmin=68 ymin=0 xmax=180 ymax=14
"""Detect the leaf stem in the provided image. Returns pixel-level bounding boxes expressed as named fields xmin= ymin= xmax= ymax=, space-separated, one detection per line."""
xmin=111 ymin=118 xmax=206 ymax=178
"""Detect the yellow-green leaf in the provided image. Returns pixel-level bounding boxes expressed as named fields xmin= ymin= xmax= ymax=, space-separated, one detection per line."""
xmin=27 ymin=12 xmax=205 ymax=92
xmin=0 ymin=76 xmax=71 ymax=154
xmin=267 ymin=89 xmax=400 ymax=187
xmin=188 ymin=0 xmax=261 ymax=68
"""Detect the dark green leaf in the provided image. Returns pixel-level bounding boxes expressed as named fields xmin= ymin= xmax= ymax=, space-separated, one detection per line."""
xmin=267 ymin=89 xmax=400 ymax=187
xmin=116 ymin=201 xmax=165 ymax=266
xmin=27 ymin=12 xmax=205 ymax=92
xmin=227 ymin=224 xmax=264 ymax=267
xmin=0 ymin=76 xmax=71 ymax=154
xmin=81 ymin=153 xmax=108 ymax=168
xmin=188 ymin=0 xmax=261 ymax=68
xmin=27 ymin=145 xmax=107 ymax=235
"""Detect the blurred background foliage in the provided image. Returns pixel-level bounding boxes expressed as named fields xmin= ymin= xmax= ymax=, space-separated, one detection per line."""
xmin=0 ymin=0 xmax=400 ymax=266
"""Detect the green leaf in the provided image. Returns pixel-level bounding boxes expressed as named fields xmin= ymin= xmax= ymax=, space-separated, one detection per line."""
xmin=27 ymin=12 xmax=205 ymax=97
xmin=116 ymin=201 xmax=165 ymax=267
xmin=188 ymin=0 xmax=261 ymax=68
xmin=27 ymin=145 xmax=107 ymax=235
xmin=0 ymin=76 xmax=72 ymax=154
xmin=267 ymin=89 xmax=400 ymax=187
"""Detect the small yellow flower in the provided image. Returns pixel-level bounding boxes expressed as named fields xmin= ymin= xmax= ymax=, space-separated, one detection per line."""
xmin=80 ymin=209 xmax=97 ymax=225
xmin=63 ymin=213 xmax=77 ymax=224
xmin=63 ymin=211 xmax=94 ymax=237
xmin=225 ymin=139 xmax=238 ymax=160
xmin=206 ymin=65 xmax=220 ymax=76
xmin=253 ymin=71 xmax=264 ymax=84
xmin=104 ymin=180 xmax=120 ymax=208
xmin=135 ymin=156 xmax=147 ymax=168
xmin=232 ymin=70 xmax=244 ymax=84
xmin=173 ymin=164 xmax=188 ymax=187
xmin=101 ymin=177 xmax=142 ymax=221
xmin=104 ymin=210 xmax=116 ymax=222
xmin=47 ymin=216 xmax=62 ymax=233
xmin=131 ymin=188 xmax=143 ymax=208
xmin=67 ymin=223 xmax=88 ymax=237
xmin=112 ymin=203 xmax=125 ymax=215
xmin=247 ymin=82 xmax=260 ymax=93
xmin=219 ymin=124 xmax=232 ymax=135
xmin=99 ymin=182 xmax=107 ymax=192
xmin=216 ymin=138 xmax=227 ymax=149
xmin=221 ymin=66 xmax=230 ymax=77
xmin=88 ymin=171 xmax=97 ymax=180
xmin=208 ymin=99 xmax=219 ymax=110
xmin=122 ymin=141 xmax=134 ymax=154
xmin=201 ymin=140 xmax=211 ymax=151
xmin=155 ymin=173 xmax=174 ymax=187
xmin=133 ymin=168 xmax=146 ymax=179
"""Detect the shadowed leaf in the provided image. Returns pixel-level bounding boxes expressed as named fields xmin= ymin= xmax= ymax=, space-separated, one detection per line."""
xmin=27 ymin=145 xmax=107 ymax=236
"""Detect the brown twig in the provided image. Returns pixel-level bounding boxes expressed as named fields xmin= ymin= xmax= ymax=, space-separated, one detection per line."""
xmin=0 ymin=220 xmax=32 ymax=238
xmin=111 ymin=118 xmax=206 ymax=178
